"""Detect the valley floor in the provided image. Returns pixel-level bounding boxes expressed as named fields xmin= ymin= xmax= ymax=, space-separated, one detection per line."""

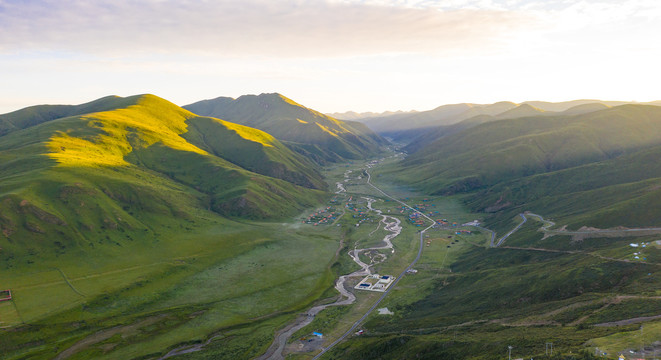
xmin=3 ymin=152 xmax=661 ymax=360
xmin=257 ymin=154 xmax=661 ymax=360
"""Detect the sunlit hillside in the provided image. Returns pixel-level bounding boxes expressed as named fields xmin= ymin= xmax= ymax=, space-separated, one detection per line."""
xmin=0 ymin=94 xmax=338 ymax=360
xmin=184 ymin=93 xmax=388 ymax=163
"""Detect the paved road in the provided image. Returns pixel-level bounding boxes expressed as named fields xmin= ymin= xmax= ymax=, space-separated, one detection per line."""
xmin=494 ymin=213 xmax=527 ymax=247
xmin=496 ymin=212 xmax=661 ymax=244
xmin=475 ymin=212 xmax=547 ymax=248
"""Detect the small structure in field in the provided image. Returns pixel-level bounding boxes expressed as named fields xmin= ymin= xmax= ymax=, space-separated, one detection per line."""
xmin=354 ymin=274 xmax=395 ymax=292
xmin=0 ymin=289 xmax=11 ymax=302
xmin=377 ymin=307 xmax=394 ymax=315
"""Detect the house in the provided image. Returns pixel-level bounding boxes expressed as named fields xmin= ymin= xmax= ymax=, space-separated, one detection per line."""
xmin=0 ymin=289 xmax=11 ymax=302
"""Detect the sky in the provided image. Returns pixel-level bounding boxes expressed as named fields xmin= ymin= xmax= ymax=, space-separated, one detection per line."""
xmin=1 ymin=0 xmax=660 ymax=114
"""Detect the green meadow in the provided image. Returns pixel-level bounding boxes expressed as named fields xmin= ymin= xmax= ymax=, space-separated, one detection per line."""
xmin=0 ymin=94 xmax=389 ymax=359
xmin=1 ymin=218 xmax=341 ymax=359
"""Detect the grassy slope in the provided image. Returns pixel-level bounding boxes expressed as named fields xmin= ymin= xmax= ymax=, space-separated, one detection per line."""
xmin=466 ymin=143 xmax=661 ymax=228
xmin=182 ymin=116 xmax=326 ymax=190
xmin=183 ymin=93 xmax=387 ymax=162
xmin=0 ymin=95 xmax=340 ymax=359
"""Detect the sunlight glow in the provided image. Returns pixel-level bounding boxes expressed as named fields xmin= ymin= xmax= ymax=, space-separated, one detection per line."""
xmin=0 ymin=0 xmax=659 ymax=113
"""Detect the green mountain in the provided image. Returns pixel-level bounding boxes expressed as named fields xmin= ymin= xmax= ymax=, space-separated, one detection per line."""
xmin=495 ymin=103 xmax=545 ymax=118
xmin=0 ymin=94 xmax=329 ymax=256
xmin=0 ymin=95 xmax=344 ymax=360
xmin=184 ymin=93 xmax=388 ymax=163
xmin=395 ymin=104 xmax=661 ymax=227
xmin=404 ymin=102 xmax=624 ymax=153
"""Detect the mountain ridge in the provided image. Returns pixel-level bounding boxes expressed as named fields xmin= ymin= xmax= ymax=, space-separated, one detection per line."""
xmin=184 ymin=93 xmax=388 ymax=163
xmin=350 ymin=99 xmax=661 ymax=144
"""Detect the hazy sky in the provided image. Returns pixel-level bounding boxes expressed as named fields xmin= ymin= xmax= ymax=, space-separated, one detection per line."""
xmin=1 ymin=0 xmax=660 ymax=113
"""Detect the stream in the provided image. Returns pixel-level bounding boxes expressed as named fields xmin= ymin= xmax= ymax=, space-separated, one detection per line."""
xmin=256 ymin=172 xmax=403 ymax=360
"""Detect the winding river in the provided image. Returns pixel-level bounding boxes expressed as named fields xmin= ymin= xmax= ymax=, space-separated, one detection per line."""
xmin=257 ymin=173 xmax=403 ymax=360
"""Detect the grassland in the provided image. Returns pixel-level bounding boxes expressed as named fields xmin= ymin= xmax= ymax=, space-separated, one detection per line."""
xmin=0 ymin=94 xmax=369 ymax=359
xmin=300 ymin=154 xmax=661 ymax=359
xmin=0 ymin=210 xmax=344 ymax=359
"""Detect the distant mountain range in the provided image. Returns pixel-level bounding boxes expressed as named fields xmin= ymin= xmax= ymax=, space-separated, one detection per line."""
xmin=344 ymin=99 xmax=661 ymax=143
xmin=326 ymin=109 xmax=417 ymax=121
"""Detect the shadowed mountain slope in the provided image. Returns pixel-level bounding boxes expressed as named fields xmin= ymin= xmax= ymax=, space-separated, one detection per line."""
xmin=393 ymin=104 xmax=661 ymax=227
xmin=184 ymin=93 xmax=388 ymax=163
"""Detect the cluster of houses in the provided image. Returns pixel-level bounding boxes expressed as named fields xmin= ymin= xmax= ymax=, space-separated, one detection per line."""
xmin=408 ymin=211 xmax=425 ymax=226
xmin=346 ymin=201 xmax=370 ymax=227
xmin=629 ymin=242 xmax=651 ymax=260
xmin=435 ymin=219 xmax=458 ymax=227
xmin=304 ymin=206 xmax=340 ymax=226
xmin=0 ymin=289 xmax=11 ymax=302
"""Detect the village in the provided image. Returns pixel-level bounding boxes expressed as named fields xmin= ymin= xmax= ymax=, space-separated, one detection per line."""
xmin=302 ymin=205 xmax=341 ymax=226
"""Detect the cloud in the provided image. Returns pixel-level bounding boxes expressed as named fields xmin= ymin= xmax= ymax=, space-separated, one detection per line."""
xmin=0 ymin=0 xmax=531 ymax=57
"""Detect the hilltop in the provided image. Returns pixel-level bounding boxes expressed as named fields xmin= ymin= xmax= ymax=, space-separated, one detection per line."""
xmin=184 ymin=93 xmax=388 ymax=163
